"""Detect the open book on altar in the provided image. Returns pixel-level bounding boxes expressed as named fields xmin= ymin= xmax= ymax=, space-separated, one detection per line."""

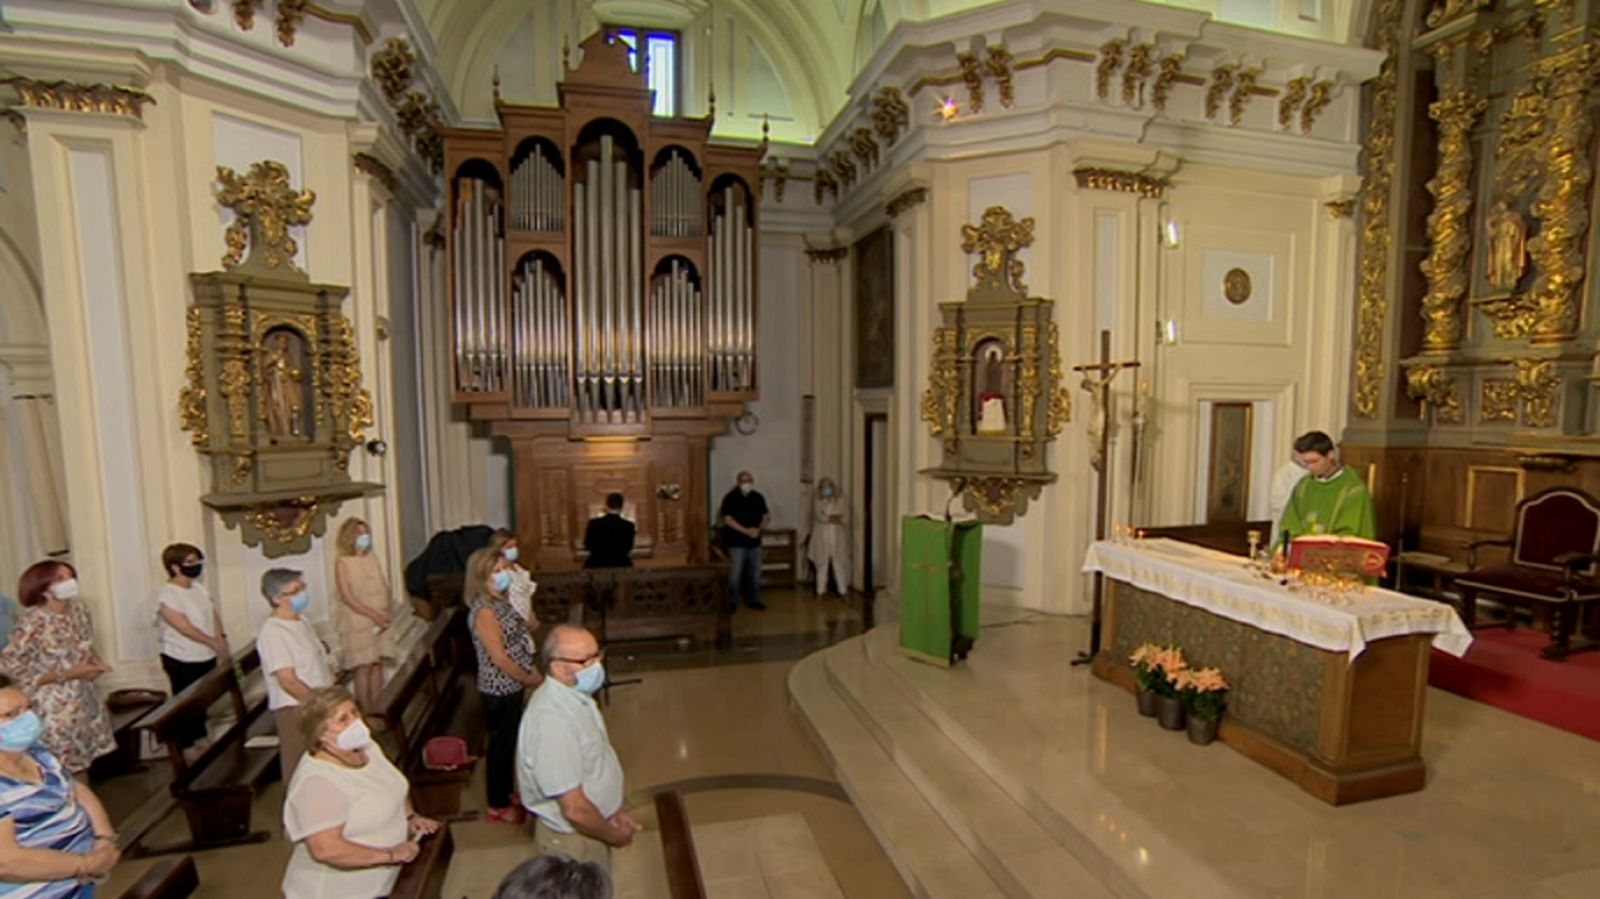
xmin=1287 ymin=534 xmax=1390 ymax=578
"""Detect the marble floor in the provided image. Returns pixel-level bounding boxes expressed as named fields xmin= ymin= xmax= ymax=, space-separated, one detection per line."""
xmin=98 ymin=587 xmax=905 ymax=899
xmin=792 ymin=612 xmax=1600 ymax=899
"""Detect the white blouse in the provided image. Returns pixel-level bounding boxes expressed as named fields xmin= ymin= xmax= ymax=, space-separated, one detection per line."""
xmin=281 ymin=750 xmax=409 ymax=899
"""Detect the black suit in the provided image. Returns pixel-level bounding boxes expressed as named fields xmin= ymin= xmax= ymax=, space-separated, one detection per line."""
xmin=583 ymin=513 xmax=636 ymax=568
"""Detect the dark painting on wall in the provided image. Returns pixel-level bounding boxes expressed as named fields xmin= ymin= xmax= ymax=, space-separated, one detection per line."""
xmin=1206 ymin=402 xmax=1254 ymax=523
xmin=854 ymin=226 xmax=895 ymax=389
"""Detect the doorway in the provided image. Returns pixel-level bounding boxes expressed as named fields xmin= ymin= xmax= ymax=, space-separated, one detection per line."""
xmin=861 ymin=412 xmax=888 ymax=629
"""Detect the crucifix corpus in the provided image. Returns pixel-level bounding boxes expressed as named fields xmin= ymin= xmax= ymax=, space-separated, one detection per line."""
xmin=1070 ymin=329 xmax=1140 ymax=667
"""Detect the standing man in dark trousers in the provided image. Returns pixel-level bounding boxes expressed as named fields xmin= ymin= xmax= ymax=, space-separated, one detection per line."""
xmin=719 ymin=471 xmax=770 ymax=610
xmin=583 ymin=493 xmax=636 ymax=568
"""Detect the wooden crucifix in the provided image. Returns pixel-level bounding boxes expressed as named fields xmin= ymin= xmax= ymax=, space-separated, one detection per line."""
xmin=1071 ymin=329 xmax=1140 ymax=667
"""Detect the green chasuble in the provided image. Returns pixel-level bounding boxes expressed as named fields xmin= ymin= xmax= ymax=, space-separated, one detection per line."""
xmin=1279 ymin=466 xmax=1376 ymax=541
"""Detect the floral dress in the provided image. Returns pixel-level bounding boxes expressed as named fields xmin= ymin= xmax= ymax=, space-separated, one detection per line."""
xmin=0 ymin=603 xmax=116 ymax=774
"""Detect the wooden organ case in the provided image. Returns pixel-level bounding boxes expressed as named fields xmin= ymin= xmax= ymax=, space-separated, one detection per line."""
xmin=443 ymin=33 xmax=761 ymax=569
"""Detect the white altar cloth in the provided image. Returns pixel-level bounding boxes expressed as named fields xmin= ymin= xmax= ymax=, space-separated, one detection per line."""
xmin=1082 ymin=538 xmax=1472 ymax=659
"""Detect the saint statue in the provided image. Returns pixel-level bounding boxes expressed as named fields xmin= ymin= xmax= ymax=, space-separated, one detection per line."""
xmin=1485 ymin=200 xmax=1527 ymax=290
xmin=262 ymin=331 xmax=306 ymax=440
xmin=975 ymin=342 xmax=1008 ymax=435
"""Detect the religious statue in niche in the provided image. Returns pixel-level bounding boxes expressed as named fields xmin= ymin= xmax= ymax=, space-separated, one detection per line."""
xmin=261 ymin=328 xmax=310 ymax=441
xmin=1484 ymin=200 xmax=1527 ymax=290
xmin=973 ymin=339 xmax=1009 ymax=435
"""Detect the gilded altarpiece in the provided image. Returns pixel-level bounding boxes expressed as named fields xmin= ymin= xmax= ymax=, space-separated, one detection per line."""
xmin=179 ymin=161 xmax=379 ymax=556
xmin=920 ymin=207 xmax=1071 ymax=523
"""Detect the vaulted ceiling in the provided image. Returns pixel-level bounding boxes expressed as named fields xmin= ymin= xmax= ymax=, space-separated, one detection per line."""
xmin=409 ymin=0 xmax=1369 ymax=143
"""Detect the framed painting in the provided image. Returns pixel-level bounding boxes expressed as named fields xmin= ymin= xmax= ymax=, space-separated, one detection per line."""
xmin=854 ymin=226 xmax=894 ymax=389
xmin=1206 ymin=402 xmax=1253 ymax=523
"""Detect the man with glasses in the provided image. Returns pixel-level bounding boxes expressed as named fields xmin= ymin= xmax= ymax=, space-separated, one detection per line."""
xmin=516 ymin=625 xmax=641 ymax=869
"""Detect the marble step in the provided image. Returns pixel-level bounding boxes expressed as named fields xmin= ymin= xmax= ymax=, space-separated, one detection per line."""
xmin=788 ymin=649 xmax=1006 ymax=899
xmin=820 ymin=638 xmax=1117 ymax=899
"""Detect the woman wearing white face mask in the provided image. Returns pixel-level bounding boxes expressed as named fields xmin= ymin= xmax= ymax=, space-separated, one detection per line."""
xmin=0 ymin=562 xmax=115 ymax=780
xmin=282 ymin=686 xmax=440 ymax=899
xmin=333 ymin=519 xmax=393 ymax=715
xmin=465 ymin=548 xmax=542 ymax=824
xmin=807 ymin=478 xmax=852 ymax=598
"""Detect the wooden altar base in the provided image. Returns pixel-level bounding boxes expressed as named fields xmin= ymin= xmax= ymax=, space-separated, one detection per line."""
xmin=1092 ymin=578 xmax=1432 ymax=805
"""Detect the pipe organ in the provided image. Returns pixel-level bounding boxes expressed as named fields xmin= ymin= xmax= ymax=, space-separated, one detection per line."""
xmin=442 ymin=32 xmax=763 ymax=568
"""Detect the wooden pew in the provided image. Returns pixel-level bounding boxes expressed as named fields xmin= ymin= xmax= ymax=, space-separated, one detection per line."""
xmin=655 ymin=791 xmax=707 ymax=899
xmin=114 ymin=855 xmax=199 ymax=899
xmin=90 ymin=689 xmax=167 ymax=780
xmin=388 ymin=824 xmax=455 ymax=899
xmin=130 ymin=648 xmax=277 ymax=855
xmin=371 ymin=607 xmax=481 ymax=817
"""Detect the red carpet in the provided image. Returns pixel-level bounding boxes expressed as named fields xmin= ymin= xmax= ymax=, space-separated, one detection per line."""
xmin=1429 ymin=628 xmax=1600 ymax=741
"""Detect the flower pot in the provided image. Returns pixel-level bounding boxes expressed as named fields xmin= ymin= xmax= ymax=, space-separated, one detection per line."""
xmin=1154 ymin=693 xmax=1186 ymax=730
xmin=1136 ymin=687 xmax=1158 ymax=717
xmin=1186 ymin=715 xmax=1219 ymax=745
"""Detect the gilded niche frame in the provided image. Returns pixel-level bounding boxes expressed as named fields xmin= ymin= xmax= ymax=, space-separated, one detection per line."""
xmin=179 ymin=160 xmax=380 ymax=557
xmin=919 ymin=206 xmax=1071 ymax=523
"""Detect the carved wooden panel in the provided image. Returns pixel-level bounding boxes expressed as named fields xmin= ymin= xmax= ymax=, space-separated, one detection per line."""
xmin=538 ymin=468 xmax=571 ymax=549
xmin=573 ymin=465 xmax=652 ymax=552
xmin=1464 ymin=466 xmax=1524 ymax=533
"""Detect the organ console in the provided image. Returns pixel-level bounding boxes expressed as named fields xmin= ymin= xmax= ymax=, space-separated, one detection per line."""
xmin=443 ymin=32 xmax=762 ymax=569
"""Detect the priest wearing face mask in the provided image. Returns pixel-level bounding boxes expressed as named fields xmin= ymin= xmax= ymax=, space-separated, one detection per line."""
xmin=257 ymin=568 xmax=336 ymax=783
xmin=153 ymin=542 xmax=228 ymax=754
xmin=281 ymin=686 xmax=440 ymax=899
xmin=517 ymin=624 xmax=640 ymax=871
xmin=0 ymin=561 xmax=115 ymax=780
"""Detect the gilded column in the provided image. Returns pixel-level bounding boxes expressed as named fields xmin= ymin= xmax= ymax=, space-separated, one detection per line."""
xmin=1526 ymin=36 xmax=1600 ymax=344
xmin=1418 ymin=85 xmax=1486 ymax=351
xmin=1351 ymin=0 xmax=1405 ymax=418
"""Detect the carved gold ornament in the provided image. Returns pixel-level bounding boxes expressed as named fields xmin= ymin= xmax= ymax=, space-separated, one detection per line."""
xmin=850 ymin=127 xmax=879 ymax=169
xmin=813 ymin=169 xmax=838 ymax=205
xmin=246 ymin=497 xmax=321 ymax=544
xmin=1405 ymin=365 xmax=1463 ymax=424
xmin=1352 ymin=0 xmax=1405 ymax=419
xmin=1204 ymin=65 xmax=1235 ymax=121
xmin=804 ymin=245 xmax=848 ymax=264
xmin=276 ymin=0 xmax=309 ymax=45
xmin=958 ymin=52 xmax=984 ymax=113
xmin=1526 ymin=38 xmax=1599 ymax=343
xmin=1426 ymin=0 xmax=1490 ymax=29
xmin=1018 ymin=323 xmax=1041 ymax=454
xmin=1300 ymin=80 xmax=1334 ymax=133
xmin=957 ymin=476 xmax=1043 ymax=522
xmin=885 ymin=187 xmax=928 ymax=219
xmin=1325 ymin=199 xmax=1356 ymax=219
xmin=1480 ymin=379 xmax=1518 ymax=423
xmin=2 ymin=77 xmax=155 ymax=119
xmin=233 ymin=0 xmax=264 ymax=30
xmin=759 ymin=158 xmax=789 ymax=202
xmin=179 ymin=308 xmax=209 ymax=445
xmin=370 ymin=37 xmax=416 ymax=104
xmin=1045 ymin=323 xmax=1072 ymax=435
xmin=920 ymin=326 xmax=960 ymax=448
xmin=872 ymin=86 xmax=910 ymax=144
xmin=1122 ymin=43 xmax=1155 ymax=107
xmin=1513 ymin=357 xmax=1559 ymax=427
xmin=1151 ymin=55 xmax=1184 ymax=113
xmin=1418 ymin=89 xmax=1487 ymax=352
xmin=352 ymin=152 xmax=396 ymax=191
xmin=1278 ymin=77 xmax=1310 ymax=131
xmin=1096 ymin=39 xmax=1125 ymax=103
xmin=830 ymin=151 xmax=857 ymax=187
xmin=986 ymin=45 xmax=1015 ymax=109
xmin=1228 ymin=68 xmax=1260 ymax=126
xmin=215 ymin=161 xmax=316 ymax=271
xmin=961 ymin=206 xmax=1035 ymax=295
xmin=1072 ymin=167 xmax=1167 ymax=199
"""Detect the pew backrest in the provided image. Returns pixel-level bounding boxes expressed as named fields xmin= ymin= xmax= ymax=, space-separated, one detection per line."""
xmin=138 ymin=647 xmax=263 ymax=782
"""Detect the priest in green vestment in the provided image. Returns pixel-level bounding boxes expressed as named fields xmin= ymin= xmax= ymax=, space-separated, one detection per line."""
xmin=1278 ymin=430 xmax=1376 ymax=541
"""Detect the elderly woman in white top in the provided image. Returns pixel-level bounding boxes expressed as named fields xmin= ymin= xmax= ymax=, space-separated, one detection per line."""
xmin=282 ymin=685 xmax=440 ymax=899
xmin=806 ymin=477 xmax=851 ymax=597
xmin=152 ymin=542 xmax=228 ymax=753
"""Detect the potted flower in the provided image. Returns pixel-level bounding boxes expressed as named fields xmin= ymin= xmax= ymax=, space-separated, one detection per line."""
xmin=1174 ymin=667 xmax=1229 ymax=745
xmin=1153 ymin=647 xmax=1190 ymax=730
xmin=1129 ymin=642 xmax=1182 ymax=717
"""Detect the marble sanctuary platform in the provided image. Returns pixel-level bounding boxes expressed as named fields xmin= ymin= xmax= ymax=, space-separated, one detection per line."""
xmin=790 ymin=615 xmax=1600 ymax=899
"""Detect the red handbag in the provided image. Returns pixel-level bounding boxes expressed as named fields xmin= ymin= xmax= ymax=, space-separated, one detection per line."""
xmin=422 ymin=736 xmax=475 ymax=770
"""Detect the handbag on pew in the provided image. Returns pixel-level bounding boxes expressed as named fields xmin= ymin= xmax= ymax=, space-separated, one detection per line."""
xmin=422 ymin=736 xmax=476 ymax=771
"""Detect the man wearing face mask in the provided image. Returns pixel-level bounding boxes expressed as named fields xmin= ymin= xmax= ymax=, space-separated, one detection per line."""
xmin=257 ymin=568 xmax=336 ymax=783
xmin=516 ymin=625 xmax=640 ymax=871
xmin=718 ymin=471 xmax=771 ymax=611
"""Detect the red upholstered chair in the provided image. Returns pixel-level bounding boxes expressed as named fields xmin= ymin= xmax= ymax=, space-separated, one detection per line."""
xmin=1456 ymin=487 xmax=1600 ymax=660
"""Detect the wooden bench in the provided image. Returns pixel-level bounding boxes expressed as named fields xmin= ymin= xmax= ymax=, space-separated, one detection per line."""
xmin=90 ymin=689 xmax=167 ymax=780
xmin=655 ymin=791 xmax=707 ymax=899
xmin=131 ymin=648 xmax=277 ymax=855
xmin=532 ymin=565 xmax=731 ymax=649
xmin=371 ymin=607 xmax=481 ymax=817
xmin=389 ymin=824 xmax=455 ymax=899
xmin=114 ymin=855 xmax=198 ymax=899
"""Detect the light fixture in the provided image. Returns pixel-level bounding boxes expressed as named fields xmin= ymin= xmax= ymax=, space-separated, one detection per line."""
xmin=365 ymin=439 xmax=388 ymax=456
xmin=1158 ymin=202 xmax=1181 ymax=248
xmin=938 ymin=96 xmax=960 ymax=121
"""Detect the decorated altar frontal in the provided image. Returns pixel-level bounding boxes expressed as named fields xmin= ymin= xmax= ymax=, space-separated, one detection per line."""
xmin=1083 ymin=538 xmax=1471 ymax=805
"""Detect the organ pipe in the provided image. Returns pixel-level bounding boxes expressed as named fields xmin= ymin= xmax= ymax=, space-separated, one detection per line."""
xmin=510 ymin=146 xmax=564 ymax=232
xmin=452 ymin=177 xmax=508 ymax=394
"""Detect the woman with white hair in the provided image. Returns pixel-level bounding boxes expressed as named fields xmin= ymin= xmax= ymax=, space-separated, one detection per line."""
xmin=806 ymin=477 xmax=851 ymax=597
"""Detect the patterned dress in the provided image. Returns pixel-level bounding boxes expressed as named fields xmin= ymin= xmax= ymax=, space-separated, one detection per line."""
xmin=0 ymin=603 xmax=116 ymax=774
xmin=0 ymin=747 xmax=96 ymax=898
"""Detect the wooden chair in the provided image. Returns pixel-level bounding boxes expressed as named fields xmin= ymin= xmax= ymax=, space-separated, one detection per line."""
xmin=1456 ymin=487 xmax=1600 ymax=660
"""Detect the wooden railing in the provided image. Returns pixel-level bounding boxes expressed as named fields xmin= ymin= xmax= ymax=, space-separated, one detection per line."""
xmin=654 ymin=791 xmax=707 ymax=899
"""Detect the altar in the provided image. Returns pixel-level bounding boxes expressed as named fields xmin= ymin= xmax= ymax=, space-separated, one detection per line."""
xmin=1084 ymin=538 xmax=1472 ymax=805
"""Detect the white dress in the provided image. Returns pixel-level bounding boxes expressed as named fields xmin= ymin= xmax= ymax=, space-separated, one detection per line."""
xmin=282 ymin=750 xmax=409 ymax=899
xmin=808 ymin=495 xmax=852 ymax=595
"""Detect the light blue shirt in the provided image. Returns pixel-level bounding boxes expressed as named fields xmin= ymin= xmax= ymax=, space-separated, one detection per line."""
xmin=515 ymin=678 xmax=624 ymax=832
